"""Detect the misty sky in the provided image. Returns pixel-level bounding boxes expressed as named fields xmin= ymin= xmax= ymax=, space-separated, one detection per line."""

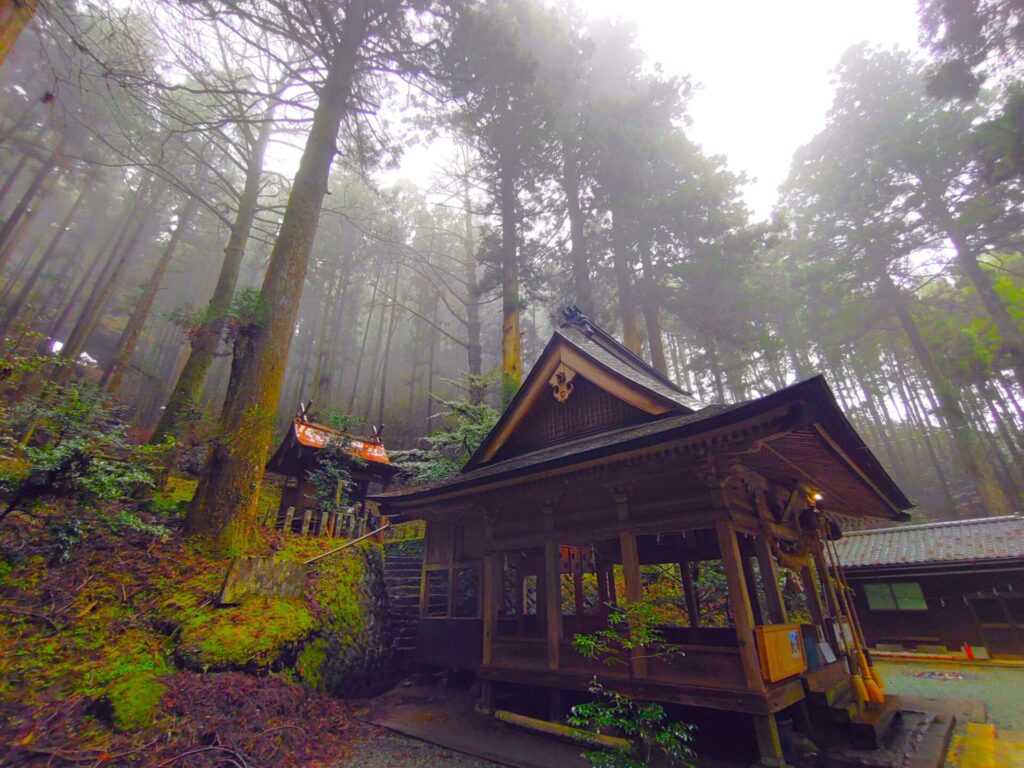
xmin=383 ymin=0 xmax=926 ymax=220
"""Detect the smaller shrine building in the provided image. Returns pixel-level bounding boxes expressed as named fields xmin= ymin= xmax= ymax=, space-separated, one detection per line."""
xmin=265 ymin=413 xmax=399 ymax=538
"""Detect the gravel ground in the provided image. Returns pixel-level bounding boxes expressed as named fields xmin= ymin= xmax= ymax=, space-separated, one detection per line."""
xmin=876 ymin=661 xmax=1024 ymax=731
xmin=336 ymin=724 xmax=502 ymax=768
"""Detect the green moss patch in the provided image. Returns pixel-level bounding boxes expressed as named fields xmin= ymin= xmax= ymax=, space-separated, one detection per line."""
xmin=255 ymin=480 xmax=283 ymax=525
xmin=269 ymin=530 xmax=345 ymax=563
xmin=296 ymin=542 xmax=392 ymax=697
xmin=149 ymin=475 xmax=198 ymax=516
xmin=177 ymin=596 xmax=315 ymax=671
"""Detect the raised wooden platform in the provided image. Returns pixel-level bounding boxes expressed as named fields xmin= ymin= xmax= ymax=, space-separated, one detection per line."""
xmin=478 ymin=663 xmax=806 ymax=715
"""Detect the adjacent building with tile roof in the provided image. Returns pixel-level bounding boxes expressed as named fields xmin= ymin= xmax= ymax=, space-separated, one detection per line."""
xmin=836 ymin=516 xmax=1024 ymax=658
xmin=835 ymin=515 xmax=1024 ymax=569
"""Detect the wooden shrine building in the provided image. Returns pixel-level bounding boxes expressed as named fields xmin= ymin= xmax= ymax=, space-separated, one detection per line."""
xmin=372 ymin=309 xmax=918 ymax=764
xmin=266 ymin=413 xmax=399 ymax=538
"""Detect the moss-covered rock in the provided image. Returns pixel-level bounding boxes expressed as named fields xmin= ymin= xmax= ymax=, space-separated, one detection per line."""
xmin=176 ymin=596 xmax=315 ymax=671
xmin=105 ymin=672 xmax=168 ymax=731
xmin=296 ymin=542 xmax=392 ymax=697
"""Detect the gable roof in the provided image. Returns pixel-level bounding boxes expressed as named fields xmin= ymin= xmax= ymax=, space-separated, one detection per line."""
xmin=372 ymin=374 xmax=912 ymax=519
xmin=266 ymin=418 xmax=397 ymax=477
xmin=834 ymin=516 xmax=1024 ymax=570
xmin=464 ymin=308 xmax=704 ymax=470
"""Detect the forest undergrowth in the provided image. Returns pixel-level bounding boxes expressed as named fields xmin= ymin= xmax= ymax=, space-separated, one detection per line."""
xmin=0 ymin=477 xmax=375 ymax=767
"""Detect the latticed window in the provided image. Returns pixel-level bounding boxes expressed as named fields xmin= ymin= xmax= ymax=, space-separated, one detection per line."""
xmin=863 ymin=582 xmax=927 ymax=611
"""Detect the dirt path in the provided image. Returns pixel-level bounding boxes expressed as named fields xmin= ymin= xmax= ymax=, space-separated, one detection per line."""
xmin=337 ymin=724 xmax=502 ymax=768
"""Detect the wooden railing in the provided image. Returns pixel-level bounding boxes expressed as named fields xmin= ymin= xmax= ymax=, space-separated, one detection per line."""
xmin=303 ymin=524 xmax=390 ymax=565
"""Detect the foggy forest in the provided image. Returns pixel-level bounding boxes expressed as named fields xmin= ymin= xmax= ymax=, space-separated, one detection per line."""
xmin=0 ymin=0 xmax=1022 ymax=764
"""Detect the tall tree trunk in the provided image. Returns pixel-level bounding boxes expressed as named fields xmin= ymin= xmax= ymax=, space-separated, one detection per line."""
xmin=877 ymin=271 xmax=1012 ymax=515
xmin=0 ymin=153 xmax=30 ymax=211
xmin=0 ymin=0 xmax=38 ymax=67
xmin=707 ymin=341 xmax=726 ymax=402
xmin=316 ymin=249 xmax=354 ymax=405
xmin=0 ymin=143 xmax=60 ymax=266
xmin=151 ymin=110 xmax=275 ymax=443
xmin=362 ymin=271 xmax=391 ymax=417
xmin=609 ymin=203 xmax=641 ymax=355
xmin=561 ymin=141 xmax=593 ymax=314
xmin=347 ymin=277 xmax=379 ymax=412
xmin=637 ymin=233 xmax=667 ymax=375
xmin=375 ymin=267 xmax=402 ymax=428
xmin=924 ymin=192 xmax=1024 ymax=390
xmin=463 ymin=181 xmax=482 ymax=402
xmin=309 ymin=267 xmax=341 ymax=403
xmin=53 ymin=186 xmax=163 ymax=387
xmin=849 ymin=362 xmax=906 ymax=478
xmin=187 ymin=12 xmax=365 ymax=556
xmin=101 ymin=196 xmax=198 ymax=393
xmin=0 ymin=230 xmax=39 ymax=303
xmin=890 ymin=350 xmax=957 ymax=513
xmin=292 ymin=308 xmax=317 ymax=410
xmin=426 ymin=300 xmax=438 ymax=429
xmin=0 ymin=181 xmax=89 ymax=337
xmin=38 ymin=214 xmax=123 ymax=355
xmin=963 ymin=387 xmax=1019 ymax=498
xmin=497 ymin=136 xmax=522 ymax=406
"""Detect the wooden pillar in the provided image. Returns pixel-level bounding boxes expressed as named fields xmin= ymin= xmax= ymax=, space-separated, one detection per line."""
xmin=754 ymin=536 xmax=788 ymax=624
xmin=716 ymin=520 xmax=765 ymax=691
xmin=482 ymin=554 xmax=499 ymax=666
xmin=300 ymin=509 xmax=313 ymax=536
xmin=812 ymin=542 xmax=839 ymax=617
xmin=740 ymin=544 xmax=765 ymax=626
xmin=597 ymin=559 xmax=609 ymax=608
xmin=282 ymin=506 xmax=295 ymax=533
xmin=680 ymin=560 xmax=700 ymax=630
xmin=543 ymin=506 xmax=561 ymax=671
xmin=318 ymin=510 xmax=329 ymax=536
xmin=801 ymin=565 xmax=826 ymax=628
xmin=615 ymin=491 xmax=646 ymax=678
xmin=419 ymin=523 xmax=431 ymax=618
xmin=752 ymin=713 xmax=787 ymax=767
xmin=482 ymin=513 xmax=499 ymax=668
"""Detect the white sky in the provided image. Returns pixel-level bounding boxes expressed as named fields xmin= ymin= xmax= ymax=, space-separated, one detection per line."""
xmin=383 ymin=0 xmax=926 ymax=220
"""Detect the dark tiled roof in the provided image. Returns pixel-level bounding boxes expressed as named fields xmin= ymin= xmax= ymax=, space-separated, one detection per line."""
xmin=555 ymin=326 xmax=705 ymax=411
xmin=374 ymin=402 xmax=740 ymax=501
xmin=372 ymin=375 xmax=911 ymax=514
xmin=835 ymin=516 xmax=1024 ymax=569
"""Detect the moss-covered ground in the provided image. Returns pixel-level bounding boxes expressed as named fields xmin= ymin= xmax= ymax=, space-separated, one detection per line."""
xmin=0 ymin=475 xmax=375 ymax=766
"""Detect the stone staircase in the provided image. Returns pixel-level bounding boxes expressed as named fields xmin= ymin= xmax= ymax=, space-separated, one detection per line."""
xmin=384 ymin=554 xmax=422 ymax=668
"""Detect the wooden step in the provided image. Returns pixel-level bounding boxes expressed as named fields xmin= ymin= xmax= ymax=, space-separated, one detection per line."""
xmin=849 ymin=695 xmax=902 ymax=751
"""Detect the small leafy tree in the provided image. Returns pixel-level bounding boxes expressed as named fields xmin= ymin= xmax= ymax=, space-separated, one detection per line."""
xmin=393 ymin=372 xmax=499 ymax=482
xmin=0 ymin=382 xmax=172 ymax=524
xmin=571 ymin=601 xmax=682 ymax=666
xmin=569 ymin=602 xmax=696 ymax=768
xmin=568 ymin=679 xmax=696 ymax=768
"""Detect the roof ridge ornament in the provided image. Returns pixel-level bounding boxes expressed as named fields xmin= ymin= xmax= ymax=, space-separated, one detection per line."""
xmin=561 ymin=305 xmax=595 ymax=337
